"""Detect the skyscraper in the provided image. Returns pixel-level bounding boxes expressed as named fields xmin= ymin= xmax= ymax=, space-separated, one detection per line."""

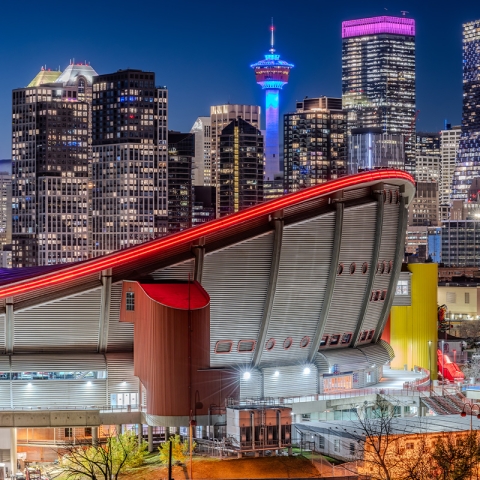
xmin=12 ymin=63 xmax=97 ymax=267
xmin=342 ymin=16 xmax=416 ymax=170
xmin=190 ymin=116 xmax=211 ymax=187
xmin=284 ymin=97 xmax=347 ymax=192
xmin=440 ymin=125 xmax=461 ymax=220
xmin=252 ymin=23 xmax=293 ymax=181
xmin=218 ymin=117 xmax=264 ymax=216
xmin=167 ymin=131 xmax=194 ymax=234
xmin=91 ymin=69 xmax=167 ymax=256
xmin=452 ymin=20 xmax=480 ymax=200
xmin=348 ymin=128 xmax=404 ymax=174
xmin=210 ymin=104 xmax=260 ymax=216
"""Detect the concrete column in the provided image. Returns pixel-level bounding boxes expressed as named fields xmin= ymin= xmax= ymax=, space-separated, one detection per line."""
xmin=10 ymin=428 xmax=17 ymax=475
xmin=116 ymin=424 xmax=122 ymax=436
xmin=92 ymin=427 xmax=98 ymax=446
xmin=148 ymin=426 xmax=153 ymax=453
xmin=138 ymin=424 xmax=143 ymax=444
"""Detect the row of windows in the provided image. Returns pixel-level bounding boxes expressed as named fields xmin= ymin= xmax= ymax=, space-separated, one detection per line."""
xmin=338 ymin=260 xmax=393 ymax=276
xmin=214 ymin=330 xmax=375 ymax=355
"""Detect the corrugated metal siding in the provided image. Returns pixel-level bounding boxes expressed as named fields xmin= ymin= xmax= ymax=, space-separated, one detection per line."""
xmin=240 ymin=369 xmax=262 ymax=399
xmin=313 ymin=354 xmax=330 ymax=375
xmin=0 ymin=372 xmax=10 ymax=408
xmin=263 ymin=213 xmax=335 ymax=365
xmin=378 ymin=339 xmax=395 ymax=360
xmin=107 ymin=283 xmax=133 ymax=352
xmin=392 ymin=272 xmax=412 ymax=306
xmin=10 ymin=354 xmax=106 ymax=371
xmin=204 ymin=232 xmax=273 ymax=367
xmin=13 ymin=288 xmax=102 ymax=353
xmin=362 ymin=194 xmax=400 ymax=331
xmin=0 ymin=355 xmax=9 ymax=370
xmin=343 ymin=187 xmax=371 ymax=201
xmin=359 ymin=343 xmax=392 ymax=366
xmin=263 ymin=365 xmax=318 ymax=397
xmin=317 ymin=349 xmax=369 ymax=373
xmin=0 ymin=314 xmax=5 ymax=353
xmin=150 ymin=259 xmax=195 ymax=281
xmin=323 ymin=203 xmax=377 ymax=339
xmin=106 ymin=352 xmax=138 ymax=404
xmin=11 ymin=380 xmax=106 ymax=408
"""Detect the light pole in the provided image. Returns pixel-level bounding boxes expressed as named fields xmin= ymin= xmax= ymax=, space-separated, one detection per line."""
xmin=460 ymin=402 xmax=480 ymax=431
xmin=428 ymin=340 xmax=432 ymax=393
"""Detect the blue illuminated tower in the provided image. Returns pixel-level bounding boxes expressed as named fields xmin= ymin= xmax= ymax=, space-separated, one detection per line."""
xmin=251 ymin=22 xmax=294 ymax=181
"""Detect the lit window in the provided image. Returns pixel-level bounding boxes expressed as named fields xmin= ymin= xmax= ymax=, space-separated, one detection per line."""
xmin=396 ymin=280 xmax=409 ymax=295
xmin=126 ymin=291 xmax=135 ymax=311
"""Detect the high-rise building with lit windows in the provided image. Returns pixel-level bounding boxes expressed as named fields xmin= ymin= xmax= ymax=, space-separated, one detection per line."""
xmin=440 ymin=125 xmax=461 ymax=220
xmin=342 ymin=16 xmax=416 ymax=170
xmin=190 ymin=116 xmax=211 ymax=187
xmin=11 ymin=63 xmax=97 ymax=267
xmin=252 ymin=23 xmax=293 ymax=181
xmin=218 ymin=117 xmax=264 ymax=216
xmin=91 ymin=69 xmax=168 ymax=256
xmin=284 ymin=97 xmax=347 ymax=193
xmin=452 ymin=20 xmax=480 ymax=200
xmin=210 ymin=104 xmax=261 ymax=188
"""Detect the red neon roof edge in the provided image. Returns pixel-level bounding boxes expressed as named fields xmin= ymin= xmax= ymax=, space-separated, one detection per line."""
xmin=0 ymin=170 xmax=413 ymax=300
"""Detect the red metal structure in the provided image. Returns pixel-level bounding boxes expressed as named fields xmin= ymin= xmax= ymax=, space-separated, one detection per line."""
xmin=437 ymin=349 xmax=465 ymax=382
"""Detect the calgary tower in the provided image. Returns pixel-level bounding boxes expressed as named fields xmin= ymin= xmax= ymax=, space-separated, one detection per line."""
xmin=251 ymin=22 xmax=294 ymax=181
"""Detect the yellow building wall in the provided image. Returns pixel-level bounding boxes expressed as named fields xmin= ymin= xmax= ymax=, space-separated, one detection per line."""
xmin=390 ymin=263 xmax=438 ymax=378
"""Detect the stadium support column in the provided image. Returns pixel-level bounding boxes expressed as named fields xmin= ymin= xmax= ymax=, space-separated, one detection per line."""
xmin=353 ymin=191 xmax=383 ymax=346
xmin=308 ymin=202 xmax=344 ymax=362
xmin=374 ymin=193 xmax=408 ymax=342
xmin=253 ymin=215 xmax=283 ymax=367
xmin=265 ymin=89 xmax=280 ymax=181
xmin=148 ymin=426 xmax=153 ymax=452
xmin=10 ymin=428 xmax=17 ymax=475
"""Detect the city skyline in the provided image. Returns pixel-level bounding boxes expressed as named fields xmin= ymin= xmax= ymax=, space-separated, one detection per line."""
xmin=0 ymin=1 xmax=479 ymax=160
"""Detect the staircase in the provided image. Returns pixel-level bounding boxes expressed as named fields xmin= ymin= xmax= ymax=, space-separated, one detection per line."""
xmin=421 ymin=391 xmax=468 ymax=415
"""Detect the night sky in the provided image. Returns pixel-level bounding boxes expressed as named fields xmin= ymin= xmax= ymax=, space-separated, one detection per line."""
xmin=1 ymin=0 xmax=480 ymax=158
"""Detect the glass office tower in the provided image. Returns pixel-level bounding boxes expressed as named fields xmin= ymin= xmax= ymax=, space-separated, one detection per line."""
xmin=342 ymin=16 xmax=416 ymax=171
xmin=452 ymin=20 xmax=480 ymax=200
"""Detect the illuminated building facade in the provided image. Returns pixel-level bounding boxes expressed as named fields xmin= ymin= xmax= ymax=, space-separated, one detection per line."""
xmin=0 ymin=168 xmax=12 ymax=249
xmin=408 ymin=181 xmax=439 ymax=227
xmin=218 ymin=117 xmax=264 ymax=216
xmin=190 ymin=116 xmax=211 ymax=187
xmin=11 ymin=63 xmax=96 ymax=267
xmin=210 ymin=105 xmax=260 ymax=215
xmin=348 ymin=127 xmax=405 ymax=174
xmin=452 ymin=20 xmax=480 ymax=200
xmin=440 ymin=125 xmax=461 ymax=220
xmin=342 ymin=16 xmax=416 ymax=170
xmin=251 ymin=24 xmax=293 ymax=181
xmin=284 ymin=97 xmax=347 ymax=192
xmin=167 ymin=132 xmax=194 ymax=234
xmin=91 ymin=69 xmax=168 ymax=256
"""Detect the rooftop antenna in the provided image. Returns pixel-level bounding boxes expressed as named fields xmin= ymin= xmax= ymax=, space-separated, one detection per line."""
xmin=270 ymin=18 xmax=275 ymax=53
xmin=401 ymin=10 xmax=409 ymax=16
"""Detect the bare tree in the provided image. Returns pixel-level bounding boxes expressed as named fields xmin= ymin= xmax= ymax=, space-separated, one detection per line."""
xmin=430 ymin=430 xmax=480 ymax=480
xmin=58 ymin=430 xmax=147 ymax=480
xmin=457 ymin=320 xmax=480 ymax=347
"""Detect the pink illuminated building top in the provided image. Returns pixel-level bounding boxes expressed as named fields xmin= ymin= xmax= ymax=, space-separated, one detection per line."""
xmin=342 ymin=16 xmax=415 ymax=39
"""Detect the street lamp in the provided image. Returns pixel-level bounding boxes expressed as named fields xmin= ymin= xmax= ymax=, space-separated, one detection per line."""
xmin=460 ymin=402 xmax=480 ymax=431
xmin=428 ymin=340 xmax=432 ymax=393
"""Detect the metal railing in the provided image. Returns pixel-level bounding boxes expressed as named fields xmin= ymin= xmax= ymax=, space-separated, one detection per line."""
xmin=0 ymin=404 xmax=142 ymax=412
xmin=230 ymin=388 xmax=425 ymax=408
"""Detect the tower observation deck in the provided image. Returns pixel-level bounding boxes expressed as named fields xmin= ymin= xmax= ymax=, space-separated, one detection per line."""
xmin=251 ymin=23 xmax=294 ymax=181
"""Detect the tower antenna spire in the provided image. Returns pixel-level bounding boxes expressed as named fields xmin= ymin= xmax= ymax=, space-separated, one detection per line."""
xmin=270 ymin=18 xmax=275 ymax=53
